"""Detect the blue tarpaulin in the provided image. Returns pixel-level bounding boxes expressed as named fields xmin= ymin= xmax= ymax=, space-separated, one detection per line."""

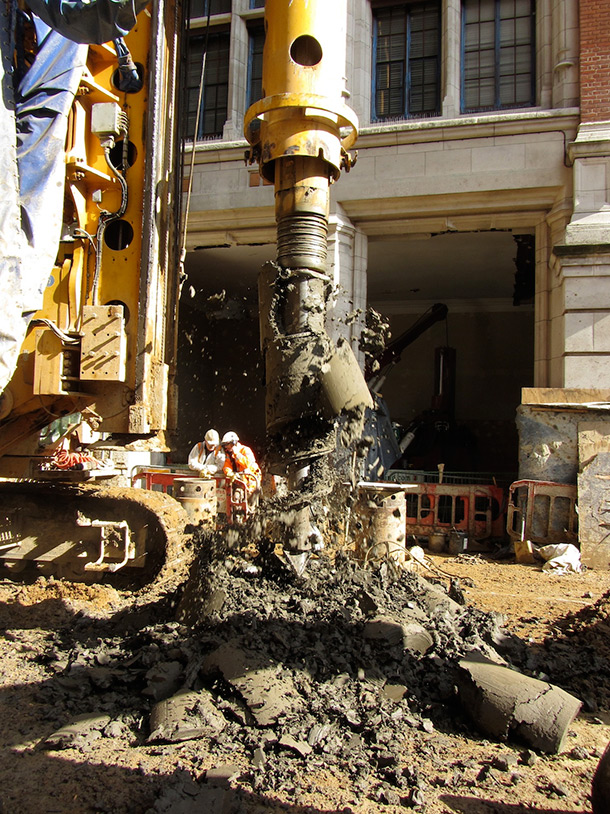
xmin=28 ymin=0 xmax=148 ymax=45
xmin=0 ymin=0 xmax=147 ymax=394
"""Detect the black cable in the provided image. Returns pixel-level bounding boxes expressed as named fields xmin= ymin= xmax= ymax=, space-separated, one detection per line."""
xmin=92 ymin=132 xmax=129 ymax=304
xmin=179 ymin=0 xmax=213 ymax=284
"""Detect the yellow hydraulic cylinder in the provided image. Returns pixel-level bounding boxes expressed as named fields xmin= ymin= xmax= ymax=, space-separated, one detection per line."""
xmin=244 ymin=0 xmax=357 ymax=178
xmin=244 ymin=0 xmax=358 ymax=273
xmin=247 ymin=0 xmax=371 ymax=475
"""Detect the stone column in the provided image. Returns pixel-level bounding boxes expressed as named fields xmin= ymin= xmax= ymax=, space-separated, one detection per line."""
xmin=553 ymin=247 xmax=610 ymax=388
xmin=539 ymin=0 xmax=610 ymax=566
xmin=552 ymin=0 xmax=610 ymax=385
xmin=550 ymin=0 xmax=579 ymax=109
xmin=553 ymin=127 xmax=610 ymax=389
xmin=538 ymin=0 xmax=553 ymax=109
xmin=222 ymin=13 xmax=247 ymax=141
xmin=347 ymin=0 xmax=372 ymax=127
xmin=326 ymin=205 xmax=368 ymax=367
xmin=442 ymin=0 xmax=461 ymax=118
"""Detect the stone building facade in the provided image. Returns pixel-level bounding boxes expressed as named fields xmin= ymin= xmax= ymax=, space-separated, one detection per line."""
xmin=178 ymin=0 xmax=610 ymax=560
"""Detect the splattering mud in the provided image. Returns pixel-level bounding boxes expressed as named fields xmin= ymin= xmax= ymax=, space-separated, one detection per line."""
xmin=0 ymin=543 xmax=609 ymax=813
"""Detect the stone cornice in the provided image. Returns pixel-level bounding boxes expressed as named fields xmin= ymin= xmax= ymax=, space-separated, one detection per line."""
xmin=553 ymin=243 xmax=610 ymax=259
xmin=341 ymin=187 xmax=564 ymax=233
xmin=568 ymin=121 xmax=610 ymax=162
xmin=183 ymin=108 xmax=581 ymax=167
xmin=357 ymin=109 xmax=580 ymax=147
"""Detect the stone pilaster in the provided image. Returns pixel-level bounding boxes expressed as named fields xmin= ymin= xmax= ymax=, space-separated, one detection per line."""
xmin=552 ymin=246 xmax=610 ymax=387
xmin=326 ymin=205 xmax=368 ymax=367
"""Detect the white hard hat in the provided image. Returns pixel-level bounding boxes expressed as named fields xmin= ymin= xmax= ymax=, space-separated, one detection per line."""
xmin=205 ymin=429 xmax=219 ymax=446
xmin=221 ymin=431 xmax=239 ymax=445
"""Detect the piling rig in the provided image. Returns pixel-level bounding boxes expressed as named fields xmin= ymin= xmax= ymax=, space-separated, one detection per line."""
xmin=0 ymin=0 xmax=188 ymax=585
xmin=0 ymin=0 xmax=370 ymax=583
xmin=244 ymin=0 xmax=372 ymax=566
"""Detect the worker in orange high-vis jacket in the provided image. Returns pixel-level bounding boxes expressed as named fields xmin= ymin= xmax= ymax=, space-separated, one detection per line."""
xmin=221 ymin=431 xmax=262 ymax=498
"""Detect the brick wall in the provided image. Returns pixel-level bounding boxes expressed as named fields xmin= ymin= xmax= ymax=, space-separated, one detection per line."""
xmin=580 ymin=0 xmax=610 ymax=122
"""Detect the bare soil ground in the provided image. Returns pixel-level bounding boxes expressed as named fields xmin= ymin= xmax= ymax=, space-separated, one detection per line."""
xmin=0 ymin=552 xmax=609 ymax=814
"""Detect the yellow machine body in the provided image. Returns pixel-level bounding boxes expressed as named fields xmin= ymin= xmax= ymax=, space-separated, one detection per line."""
xmin=0 ymin=1 xmax=190 ymax=585
xmin=0 ymin=1 xmax=182 ymax=475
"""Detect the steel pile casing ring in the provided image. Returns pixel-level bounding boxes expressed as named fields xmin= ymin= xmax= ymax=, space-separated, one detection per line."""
xmin=244 ymin=92 xmax=358 ymax=182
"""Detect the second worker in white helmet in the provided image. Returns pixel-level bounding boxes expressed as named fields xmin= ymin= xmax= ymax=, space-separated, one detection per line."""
xmin=188 ymin=429 xmax=226 ymax=477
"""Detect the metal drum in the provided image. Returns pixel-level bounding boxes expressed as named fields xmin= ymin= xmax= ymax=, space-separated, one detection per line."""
xmin=174 ymin=478 xmax=217 ymax=527
xmin=353 ymin=483 xmax=406 ymax=566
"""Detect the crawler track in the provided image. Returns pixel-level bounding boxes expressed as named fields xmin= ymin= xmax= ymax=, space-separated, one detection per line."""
xmin=0 ymin=481 xmax=194 ymax=598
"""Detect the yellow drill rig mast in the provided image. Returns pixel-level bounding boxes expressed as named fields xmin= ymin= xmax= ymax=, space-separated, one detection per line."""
xmin=0 ymin=0 xmax=187 ymax=584
xmin=244 ymin=0 xmax=372 ymax=567
xmin=0 ymin=0 xmax=369 ymax=582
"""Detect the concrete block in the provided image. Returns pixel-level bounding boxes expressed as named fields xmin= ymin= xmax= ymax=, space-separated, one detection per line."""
xmin=446 ymin=136 xmax=494 ymax=151
xmin=471 ymin=143 xmax=525 ymax=173
xmin=413 ymin=575 xmax=463 ymax=619
xmin=375 ymin=152 xmax=425 ymax=178
xmin=279 ymin=733 xmax=313 ymax=757
xmin=425 ymin=148 xmax=472 ymax=176
xmin=148 ymin=689 xmax=226 ymax=743
xmin=593 ymin=313 xmax=610 ymax=351
xmin=43 ymin=713 xmax=112 ymax=750
xmin=401 ymin=621 xmax=434 ymax=654
xmin=580 ymin=160 xmax=608 ymax=193
xmin=564 ymin=276 xmax=610 ymax=310
xmin=363 ymin=613 xmax=433 ymax=654
xmin=574 ymin=190 xmax=598 ymax=213
xmin=565 ymin=356 xmax=610 ymax=389
xmin=578 ymin=449 xmax=610 ymax=569
xmin=560 ymin=257 xmax=610 ymax=278
xmin=516 ymin=404 xmax=579 ymax=482
xmin=564 ymin=312 xmax=594 ymax=352
xmin=363 ymin=616 xmax=404 ymax=647
xmin=396 ymin=140 xmax=442 ymax=154
xmin=525 ymin=139 xmax=564 ymax=169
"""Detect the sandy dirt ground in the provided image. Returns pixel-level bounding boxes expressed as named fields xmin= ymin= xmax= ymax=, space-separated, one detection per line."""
xmin=0 ymin=552 xmax=609 ymax=814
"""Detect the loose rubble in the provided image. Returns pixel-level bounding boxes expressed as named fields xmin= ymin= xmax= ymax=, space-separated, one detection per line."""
xmin=0 ymin=544 xmax=609 ymax=813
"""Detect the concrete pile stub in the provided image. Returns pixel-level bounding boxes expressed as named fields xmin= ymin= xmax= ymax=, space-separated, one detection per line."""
xmin=413 ymin=575 xmax=462 ymax=620
xmin=42 ymin=713 xmax=112 ymax=750
xmin=457 ymin=654 xmax=582 ymax=754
